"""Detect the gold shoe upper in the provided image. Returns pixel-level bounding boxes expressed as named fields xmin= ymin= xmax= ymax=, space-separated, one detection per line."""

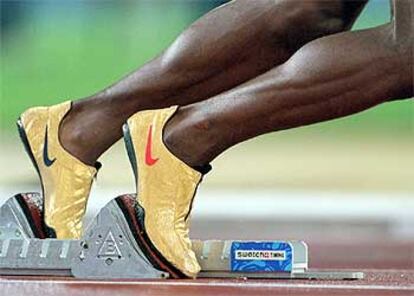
xmin=19 ymin=101 xmax=98 ymax=239
xmin=126 ymin=106 xmax=203 ymax=278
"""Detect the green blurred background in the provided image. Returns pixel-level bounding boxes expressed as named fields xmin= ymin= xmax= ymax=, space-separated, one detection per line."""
xmin=1 ymin=0 xmax=413 ymax=192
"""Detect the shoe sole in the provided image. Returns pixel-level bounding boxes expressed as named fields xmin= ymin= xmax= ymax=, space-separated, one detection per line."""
xmin=13 ymin=193 xmax=48 ymax=239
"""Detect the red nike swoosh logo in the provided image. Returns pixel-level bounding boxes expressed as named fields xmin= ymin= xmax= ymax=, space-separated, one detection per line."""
xmin=145 ymin=124 xmax=159 ymax=166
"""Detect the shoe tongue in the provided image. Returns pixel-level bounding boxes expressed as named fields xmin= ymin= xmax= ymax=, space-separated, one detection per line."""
xmin=192 ymin=164 xmax=212 ymax=175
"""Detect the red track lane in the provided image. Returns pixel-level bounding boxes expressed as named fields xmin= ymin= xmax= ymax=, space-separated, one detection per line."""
xmin=2 ymin=270 xmax=414 ymax=296
xmin=308 ymin=240 xmax=414 ymax=269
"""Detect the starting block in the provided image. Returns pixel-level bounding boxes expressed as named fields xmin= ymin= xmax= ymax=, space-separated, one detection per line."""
xmin=0 ymin=193 xmax=364 ymax=280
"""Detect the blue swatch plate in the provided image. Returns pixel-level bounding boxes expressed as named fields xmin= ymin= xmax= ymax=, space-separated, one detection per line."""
xmin=230 ymin=241 xmax=293 ymax=272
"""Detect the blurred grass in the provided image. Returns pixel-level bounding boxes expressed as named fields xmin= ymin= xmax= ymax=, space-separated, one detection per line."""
xmin=1 ymin=1 xmax=207 ymax=131
xmin=0 ymin=0 xmax=412 ymax=137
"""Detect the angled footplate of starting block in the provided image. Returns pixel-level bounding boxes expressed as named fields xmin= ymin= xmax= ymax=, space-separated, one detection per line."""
xmin=0 ymin=193 xmax=167 ymax=279
xmin=0 ymin=193 xmax=364 ymax=280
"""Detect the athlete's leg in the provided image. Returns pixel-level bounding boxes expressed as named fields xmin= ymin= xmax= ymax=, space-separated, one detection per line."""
xmin=163 ymin=8 xmax=413 ymax=167
xmin=391 ymin=0 xmax=413 ymax=41
xmin=60 ymin=0 xmax=368 ymax=165
xmin=117 ymin=0 xmax=411 ymax=276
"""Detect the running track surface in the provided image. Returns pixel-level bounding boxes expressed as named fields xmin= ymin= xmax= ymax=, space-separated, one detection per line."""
xmin=1 ymin=270 xmax=413 ymax=296
xmin=1 ymin=240 xmax=413 ymax=296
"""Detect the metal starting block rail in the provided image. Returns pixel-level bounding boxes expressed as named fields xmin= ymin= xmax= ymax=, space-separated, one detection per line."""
xmin=0 ymin=193 xmax=364 ymax=280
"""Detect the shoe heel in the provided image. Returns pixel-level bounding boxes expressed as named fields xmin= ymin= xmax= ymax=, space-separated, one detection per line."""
xmin=122 ymin=123 xmax=138 ymax=180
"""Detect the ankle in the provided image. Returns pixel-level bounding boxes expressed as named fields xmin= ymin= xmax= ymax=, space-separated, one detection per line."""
xmin=163 ymin=106 xmax=218 ymax=168
xmin=59 ymin=110 xmax=90 ymax=165
xmin=59 ymin=102 xmax=105 ymax=166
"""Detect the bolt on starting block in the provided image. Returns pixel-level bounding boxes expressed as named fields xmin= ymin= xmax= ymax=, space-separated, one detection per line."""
xmin=0 ymin=193 xmax=364 ymax=280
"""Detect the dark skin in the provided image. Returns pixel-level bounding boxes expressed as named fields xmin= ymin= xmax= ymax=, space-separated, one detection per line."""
xmin=59 ymin=0 xmax=413 ymax=168
xmin=60 ymin=0 xmax=368 ymax=165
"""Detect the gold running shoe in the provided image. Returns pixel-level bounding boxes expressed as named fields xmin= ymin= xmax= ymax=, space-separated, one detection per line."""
xmin=122 ymin=106 xmax=211 ymax=278
xmin=17 ymin=101 xmax=100 ymax=239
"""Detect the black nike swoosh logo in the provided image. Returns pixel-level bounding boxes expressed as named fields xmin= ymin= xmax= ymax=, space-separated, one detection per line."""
xmin=43 ymin=126 xmax=56 ymax=167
